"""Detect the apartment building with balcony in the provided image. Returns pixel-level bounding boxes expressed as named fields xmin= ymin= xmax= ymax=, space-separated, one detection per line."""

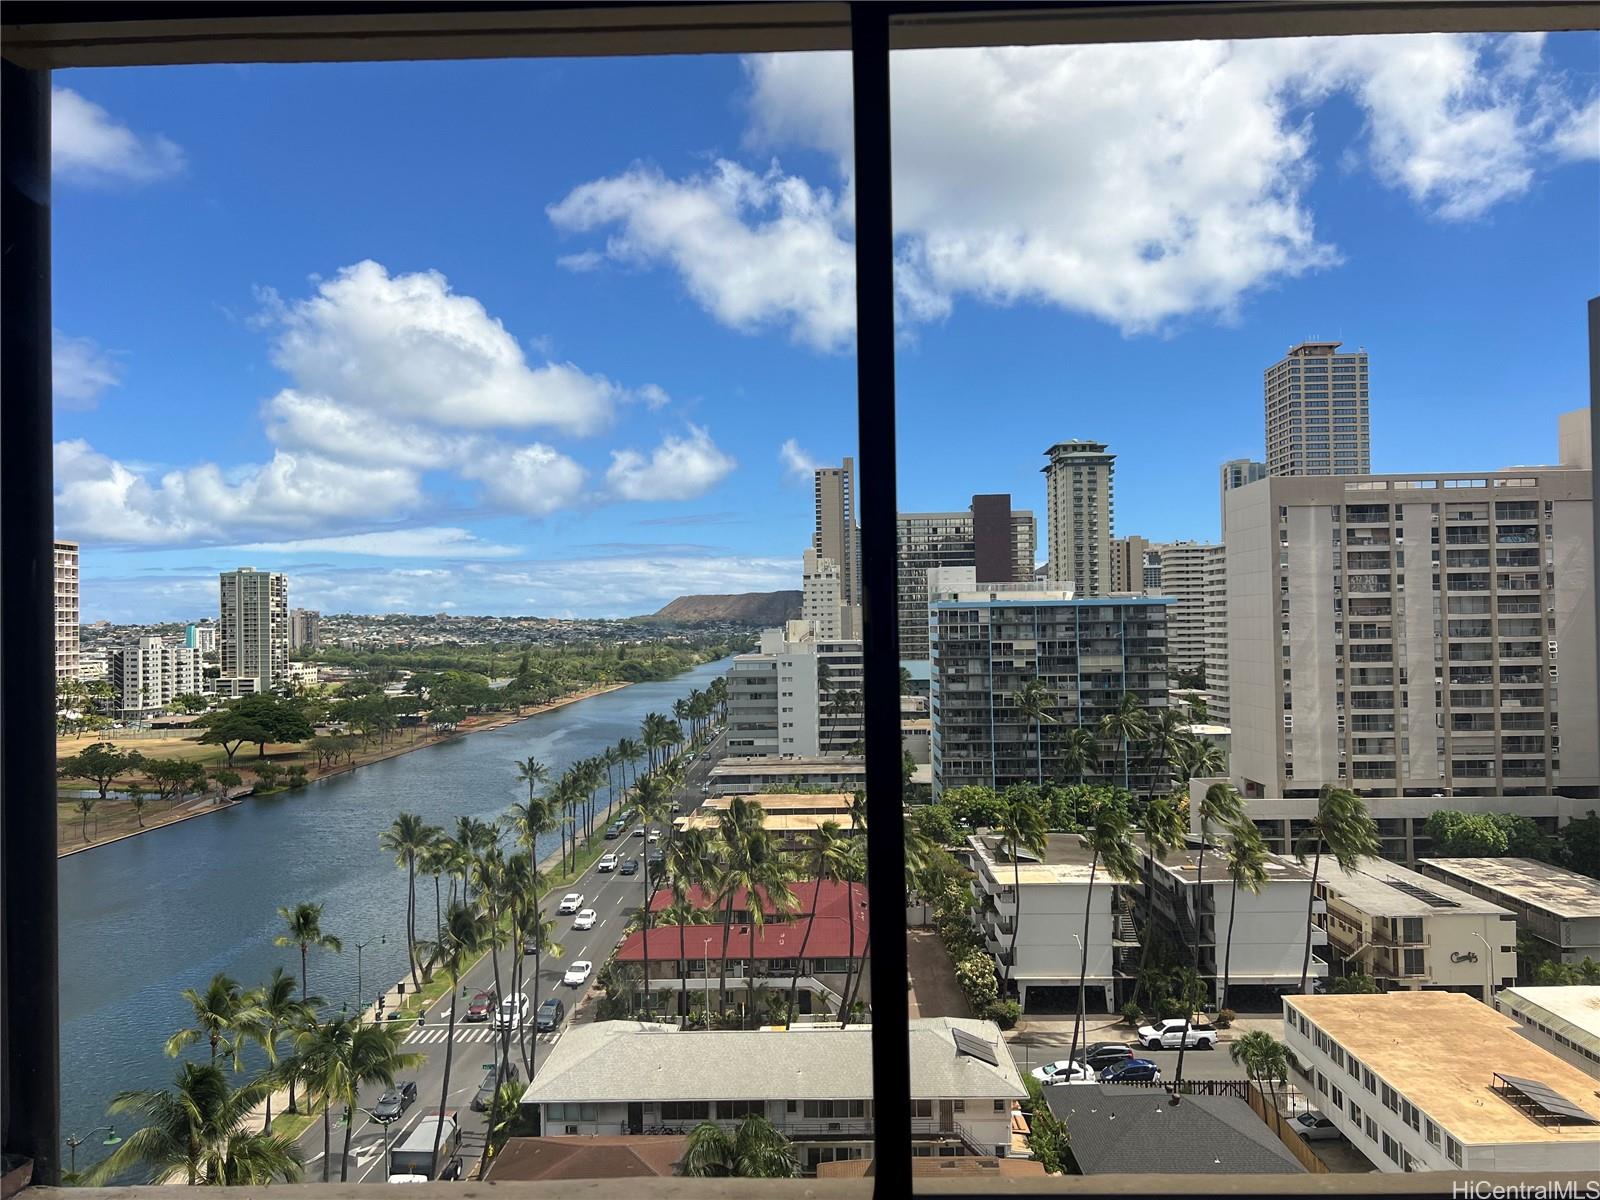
xmin=1149 ymin=540 xmax=1223 ymax=684
xmin=896 ymin=497 xmax=1036 ymax=661
xmin=725 ymin=622 xmax=863 ymax=758
xmin=1494 ymin=986 xmax=1600 ymax=1080
xmin=1313 ymin=857 xmax=1517 ymax=998
xmin=1136 ymin=844 xmax=1324 ymax=1001
xmin=218 ymin=566 xmax=289 ymax=694
xmin=706 ymin=755 xmax=864 ymax=797
xmin=1224 ymin=463 xmax=1596 ymax=800
xmin=801 ymin=548 xmax=857 ymax=640
xmin=1043 ymin=440 xmax=1115 ymax=597
xmin=109 ymin=636 xmax=204 ymax=719
xmin=965 ymin=832 xmax=1123 ymax=1012
xmin=520 ymin=1018 xmax=1026 ymax=1173
xmin=1414 ymin=857 xmax=1600 ymax=964
xmin=54 ymin=539 xmax=79 ymax=681
xmin=1285 ymin=991 xmax=1600 ymax=1173
xmin=1264 ymin=340 xmax=1370 ymax=477
xmin=930 ymin=589 xmax=1171 ymax=798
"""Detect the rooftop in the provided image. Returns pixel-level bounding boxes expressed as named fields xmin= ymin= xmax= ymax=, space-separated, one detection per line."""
xmin=1416 ymin=858 xmax=1600 ymax=919
xmin=520 ymin=1018 xmax=1027 ymax=1106
xmin=1149 ymin=844 xmax=1313 ymax=886
xmin=678 ymin=811 xmax=862 ymax=835
xmin=486 ymin=1136 xmax=685 ymax=1181
xmin=1286 ymin=992 xmax=1600 ymax=1144
xmin=1497 ymin=986 xmax=1600 ymax=1060
xmin=815 ymin=1156 xmax=1047 ymax=1179
xmin=969 ymin=831 xmax=1101 ymax=885
xmin=709 ymin=755 xmax=865 ymax=777
xmin=1315 ymin=858 xmax=1513 ymax=918
xmin=697 ymin=792 xmax=854 ymax=813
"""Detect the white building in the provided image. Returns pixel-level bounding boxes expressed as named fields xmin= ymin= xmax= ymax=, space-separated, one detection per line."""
xmin=801 ymin=549 xmax=857 ymax=640
xmin=1285 ymin=991 xmax=1600 ymax=1173
xmin=1313 ymin=857 xmax=1517 ymax=999
xmin=218 ymin=567 xmax=288 ymax=694
xmin=1496 ymin=986 xmax=1600 ymax=1080
xmin=706 ymin=755 xmax=864 ymax=797
xmin=110 ymin=636 xmax=203 ymax=719
xmin=966 ymin=832 xmax=1122 ymax=1012
xmin=1415 ymin=857 xmax=1600 ymax=965
xmin=726 ymin=622 xmax=863 ymax=757
xmin=185 ymin=621 xmax=218 ymax=654
xmin=1042 ymin=440 xmax=1115 ymax=597
xmin=1149 ymin=540 xmax=1222 ymax=684
xmin=1219 ymin=458 xmax=1267 ymax=536
xmin=897 ymin=498 xmax=1036 ymax=659
xmin=54 ymin=539 xmax=79 ymax=681
xmin=519 ymin=1018 xmax=1026 ymax=1173
xmin=284 ymin=660 xmax=320 ymax=690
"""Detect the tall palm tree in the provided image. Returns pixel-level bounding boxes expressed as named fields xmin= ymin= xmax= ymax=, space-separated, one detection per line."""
xmin=787 ymin=821 xmax=848 ymax=1022
xmin=515 ymin=756 xmax=549 ymax=805
xmin=1173 ymin=780 xmax=1246 ymax=1090
xmin=633 ymin=773 xmax=678 ymax=1018
xmin=1294 ymin=785 xmax=1380 ymax=993
xmin=418 ymin=835 xmax=453 ymax=945
xmin=1013 ymin=679 xmax=1055 ymax=787
xmin=245 ymin=967 xmax=319 ymax=1130
xmin=1129 ymin=793 xmax=1186 ymax=1009
xmin=87 ymin=1063 xmax=303 ymax=1185
xmin=378 ymin=814 xmax=432 ymax=988
xmin=1066 ymin=798 xmax=1140 ymax=1071
xmin=1176 ymin=737 xmax=1226 ymax=785
xmin=712 ymin=797 xmax=793 ymax=1023
xmin=666 ymin=827 xmax=716 ymax=1024
xmin=1231 ymin=1030 xmax=1289 ymax=1134
xmin=292 ymin=1015 xmax=421 ymax=1182
xmin=1055 ymin=726 xmax=1099 ymax=787
xmin=1219 ymin=819 xmax=1270 ymax=1014
xmin=994 ymin=785 xmax=1048 ymax=998
xmin=616 ymin=736 xmax=642 ymax=792
xmin=835 ymin=791 xmax=870 ymax=1026
xmin=164 ymin=973 xmax=264 ymax=1068
xmin=1138 ymin=706 xmax=1191 ymax=794
xmin=681 ymin=1114 xmax=798 ymax=1178
xmin=274 ymin=901 xmax=342 ymax=1004
xmin=1098 ymin=693 xmax=1150 ymax=794
xmin=414 ymin=901 xmax=491 ymax=1174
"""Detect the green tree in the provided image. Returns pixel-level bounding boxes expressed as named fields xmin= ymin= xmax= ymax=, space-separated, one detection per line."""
xmin=995 ymin=785 xmax=1049 ymax=998
xmin=1054 ymin=726 xmax=1099 ymax=786
xmin=786 ymin=820 xmax=849 ymax=1022
xmin=667 ymin=827 xmax=717 ymax=1024
xmin=414 ymin=902 xmax=491 ymax=1175
xmin=633 ymin=774 xmax=677 ymax=1018
xmin=1231 ymin=1030 xmax=1289 ymax=1135
xmin=710 ymin=796 xmax=794 ymax=1023
xmin=291 ymin=1015 xmax=421 ymax=1181
xmin=1172 ymin=781 xmax=1246 ymax=1088
xmin=164 ymin=973 xmax=263 ymax=1068
xmin=58 ymin=741 xmax=142 ymax=804
xmin=1013 ymin=679 xmax=1055 ymax=788
xmin=1098 ymin=693 xmax=1149 ymax=793
xmin=1021 ymin=1076 xmax=1071 ymax=1174
xmin=1557 ymin=810 xmax=1600 ymax=878
xmin=1218 ymin=820 xmax=1270 ymax=1013
xmin=681 ymin=1114 xmax=799 ymax=1178
xmin=274 ymin=901 xmax=343 ymax=1002
xmin=1423 ymin=810 xmax=1510 ymax=857
xmin=1129 ymin=793 xmax=1186 ymax=1009
xmin=1066 ymin=796 xmax=1140 ymax=1070
xmin=246 ymin=966 xmax=319 ymax=1129
xmin=379 ymin=812 xmax=433 ymax=989
xmin=1294 ymin=786 xmax=1380 ymax=994
xmin=1330 ymin=973 xmax=1381 ymax=994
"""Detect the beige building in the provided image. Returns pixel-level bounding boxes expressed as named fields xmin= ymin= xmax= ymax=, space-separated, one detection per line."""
xmin=1220 ymin=458 xmax=1267 ymax=536
xmin=1108 ymin=534 xmax=1151 ymax=595
xmin=1414 ymin=857 xmax=1600 ymax=965
xmin=801 ymin=548 xmax=857 ymax=639
xmin=1313 ymin=857 xmax=1517 ymax=999
xmin=725 ymin=622 xmax=862 ymax=758
xmin=813 ymin=458 xmax=860 ymax=609
xmin=1042 ymin=440 xmax=1114 ymax=597
xmin=706 ymin=755 xmax=864 ymax=797
xmin=1264 ymin=340 xmax=1370 ymax=477
xmin=1494 ymin=985 xmax=1600 ymax=1080
xmin=895 ymin=498 xmax=1036 ymax=660
xmin=1150 ymin=541 xmax=1222 ymax=684
xmin=218 ymin=567 xmax=289 ymax=693
xmin=54 ymin=539 xmax=79 ymax=681
xmin=1202 ymin=541 xmax=1232 ymax=722
xmin=1224 ymin=466 xmax=1596 ymax=799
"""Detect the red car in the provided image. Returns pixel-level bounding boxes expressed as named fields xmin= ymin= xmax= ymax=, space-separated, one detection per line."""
xmin=464 ymin=990 xmax=496 ymax=1023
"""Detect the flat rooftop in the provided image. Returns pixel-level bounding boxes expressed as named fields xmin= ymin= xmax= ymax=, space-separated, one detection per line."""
xmin=970 ymin=831 xmax=1100 ymax=885
xmin=1151 ymin=844 xmax=1312 ymax=886
xmin=678 ymin=811 xmax=860 ymax=834
xmin=1417 ymin=858 xmax=1600 ymax=920
xmin=710 ymin=756 xmax=864 ymax=776
xmin=1286 ymin=992 xmax=1600 ymax=1145
xmin=1498 ymin=986 xmax=1600 ymax=1059
xmin=698 ymin=793 xmax=853 ymax=813
xmin=1316 ymin=858 xmax=1512 ymax=918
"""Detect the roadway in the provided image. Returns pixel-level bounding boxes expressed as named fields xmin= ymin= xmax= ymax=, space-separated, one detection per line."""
xmin=297 ymin=727 xmax=727 ymax=1182
xmin=1006 ymin=1031 xmax=1251 ymax=1082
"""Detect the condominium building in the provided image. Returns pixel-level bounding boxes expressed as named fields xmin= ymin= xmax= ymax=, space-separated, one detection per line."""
xmin=184 ymin=621 xmax=218 ymax=654
xmin=1220 ymin=459 xmax=1268 ymax=536
xmin=929 ymin=589 xmax=1170 ymax=797
xmin=1414 ymin=858 xmax=1600 ymax=964
xmin=1264 ymin=341 xmax=1370 ymax=477
xmin=520 ymin=1018 xmax=1026 ymax=1172
xmin=1135 ymin=844 xmax=1325 ymax=1001
xmin=1042 ymin=440 xmax=1114 ymax=597
xmin=1202 ymin=543 xmax=1232 ymax=721
xmin=1108 ymin=534 xmax=1152 ymax=595
xmin=1313 ymin=857 xmax=1517 ymax=999
xmin=706 ymin=755 xmax=864 ymax=797
xmin=1494 ymin=986 xmax=1600 ymax=1080
xmin=110 ymin=636 xmax=203 ymax=719
xmin=76 ymin=649 xmax=109 ymax=683
xmin=725 ymin=622 xmax=863 ymax=757
xmin=896 ymin=497 xmax=1036 ymax=660
xmin=218 ymin=567 xmax=289 ymax=693
xmin=967 ymin=832 xmax=1120 ymax=1011
xmin=1224 ymin=466 xmax=1597 ymax=799
xmin=1285 ymin=991 xmax=1600 ymax=1173
xmin=801 ymin=549 xmax=857 ymax=639
xmin=813 ymin=458 xmax=860 ymax=608
xmin=1149 ymin=541 xmax=1222 ymax=684
xmin=289 ymin=607 xmax=321 ymax=651
xmin=54 ymin=539 xmax=79 ymax=681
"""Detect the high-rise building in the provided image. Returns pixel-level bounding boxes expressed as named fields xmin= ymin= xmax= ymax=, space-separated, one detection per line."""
xmin=929 ymin=587 xmax=1170 ymax=797
xmin=725 ymin=621 xmax=863 ymax=757
xmin=290 ymin=607 xmax=321 ymax=651
xmin=895 ymin=497 xmax=1036 ymax=660
xmin=801 ymin=549 xmax=857 ymax=639
xmin=1264 ymin=341 xmax=1370 ymax=477
xmin=813 ymin=458 xmax=861 ymax=608
xmin=1202 ymin=544 xmax=1232 ymax=724
xmin=1042 ymin=441 xmax=1115 ymax=597
xmin=218 ymin=567 xmax=289 ymax=695
xmin=54 ymin=539 xmax=79 ymax=681
xmin=110 ymin=636 xmax=203 ymax=718
xmin=1224 ymin=465 xmax=1596 ymax=800
xmin=1109 ymin=535 xmax=1152 ymax=594
xmin=1148 ymin=541 xmax=1223 ymax=685
xmin=1220 ymin=459 xmax=1268 ymax=536
xmin=185 ymin=621 xmax=218 ymax=654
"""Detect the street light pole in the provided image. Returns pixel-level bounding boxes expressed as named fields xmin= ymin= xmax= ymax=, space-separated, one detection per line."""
xmin=352 ymin=934 xmax=384 ymax=1023
xmin=1470 ymin=930 xmax=1496 ymax=1001
xmin=64 ymin=1127 xmax=121 ymax=1175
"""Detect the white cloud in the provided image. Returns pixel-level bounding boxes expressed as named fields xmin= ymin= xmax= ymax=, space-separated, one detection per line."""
xmin=778 ymin=437 xmax=819 ymax=482
xmin=461 ymin=442 xmax=589 ymax=516
xmin=1551 ymin=95 xmax=1600 ymax=161
xmin=52 ymin=87 xmax=185 ymax=185
xmin=53 ymin=329 xmax=121 ymax=408
xmin=229 ymin=527 xmax=520 ymax=558
xmin=606 ymin=425 xmax=736 ymax=501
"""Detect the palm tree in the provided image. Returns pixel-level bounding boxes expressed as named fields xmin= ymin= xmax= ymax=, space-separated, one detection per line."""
xmin=787 ymin=821 xmax=848 ymax=1022
xmin=414 ymin=902 xmax=491 ymax=1175
xmin=164 ymin=973 xmax=264 ymax=1068
xmin=1055 ymin=726 xmax=1099 ymax=786
xmin=1294 ymin=784 xmax=1380 ymax=993
xmin=667 ymin=827 xmax=716 ymax=1024
xmin=1231 ymin=1030 xmax=1289 ymax=1134
xmin=246 ymin=967 xmax=319 ymax=1130
xmin=835 ymin=791 xmax=869 ymax=1026
xmin=378 ymin=814 xmax=432 ymax=988
xmin=994 ymin=785 xmax=1048 ymax=998
xmin=712 ymin=797 xmax=793 ymax=1023
xmin=617 ymin=736 xmax=642 ymax=792
xmin=681 ymin=1114 xmax=798 ymax=1178
xmin=418 ymin=835 xmax=453 ymax=945
xmin=1176 ymin=737 xmax=1226 ymax=784
xmin=1013 ymin=679 xmax=1055 ymax=787
xmin=292 ymin=1015 xmax=421 ymax=1182
xmin=1219 ymin=819 xmax=1270 ymax=1014
xmin=633 ymin=773 xmax=677 ymax=1019
xmin=1129 ymin=793 xmax=1186 ymax=1009
xmin=1099 ymin=693 xmax=1150 ymax=793
xmin=274 ymin=901 xmax=343 ymax=1002
xmin=1066 ymin=797 xmax=1140 ymax=1071
xmin=515 ymin=755 xmax=549 ymax=805
xmin=87 ymin=1063 xmax=303 ymax=1185
xmin=1172 ymin=780 xmax=1246 ymax=1090
xmin=1138 ymin=706 xmax=1191 ymax=794
xmin=518 ymin=912 xmax=564 ymax=1076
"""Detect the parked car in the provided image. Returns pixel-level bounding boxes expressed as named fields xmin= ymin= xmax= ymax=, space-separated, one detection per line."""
xmin=536 ymin=997 xmax=565 ymax=1031
xmin=1031 ymin=1059 xmax=1093 ymax=1085
xmin=563 ymin=960 xmax=594 ymax=987
xmin=647 ymin=849 xmax=665 ymax=868
xmin=464 ymin=989 xmax=497 ymax=1023
xmin=557 ymin=893 xmax=584 ymax=914
xmin=471 ymin=1062 xmax=520 ymax=1112
xmin=1099 ymin=1058 xmax=1161 ymax=1084
xmin=1078 ymin=1042 xmax=1135 ymax=1072
xmin=1293 ymin=1111 xmax=1342 ymax=1142
xmin=571 ymin=908 xmax=597 ymax=931
xmin=618 ymin=858 xmax=639 ymax=876
xmin=604 ymin=823 xmax=624 ymax=840
xmin=493 ymin=994 xmax=531 ymax=1030
xmin=597 ymin=853 xmax=619 ymax=872
xmin=372 ymin=1081 xmax=418 ymax=1122
xmin=1137 ymin=1018 xmax=1217 ymax=1050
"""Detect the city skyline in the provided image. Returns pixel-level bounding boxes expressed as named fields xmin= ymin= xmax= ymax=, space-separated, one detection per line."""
xmin=51 ymin=35 xmax=1598 ymax=621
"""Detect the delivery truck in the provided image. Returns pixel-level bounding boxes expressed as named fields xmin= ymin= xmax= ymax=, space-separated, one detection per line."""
xmin=387 ymin=1110 xmax=459 ymax=1182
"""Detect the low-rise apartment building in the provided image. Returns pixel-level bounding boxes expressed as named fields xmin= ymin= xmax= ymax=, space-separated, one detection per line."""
xmin=1496 ymin=986 xmax=1600 ymax=1080
xmin=1415 ymin=857 xmax=1600 ymax=964
xmin=966 ymin=832 xmax=1122 ymax=1012
xmin=520 ymin=1018 xmax=1026 ymax=1173
xmin=1314 ymin=857 xmax=1517 ymax=998
xmin=109 ymin=636 xmax=203 ymax=719
xmin=1285 ymin=991 xmax=1600 ymax=1172
xmin=726 ymin=622 xmax=863 ymax=757
xmin=706 ymin=755 xmax=864 ymax=797
xmin=675 ymin=808 xmax=860 ymax=849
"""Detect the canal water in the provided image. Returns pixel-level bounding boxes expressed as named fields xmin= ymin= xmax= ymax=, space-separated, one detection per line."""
xmin=57 ymin=657 xmax=730 ymax=1156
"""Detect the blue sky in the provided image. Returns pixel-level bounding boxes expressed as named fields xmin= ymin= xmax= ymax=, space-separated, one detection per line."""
xmin=52 ymin=34 xmax=1598 ymax=622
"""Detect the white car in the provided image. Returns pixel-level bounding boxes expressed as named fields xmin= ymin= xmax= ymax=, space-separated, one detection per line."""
xmin=563 ymin=960 xmax=594 ymax=987
xmin=647 ymin=828 xmax=661 ymax=843
xmin=493 ymin=993 xmax=530 ymax=1030
xmin=557 ymin=893 xmax=584 ymax=914
xmin=1030 ymin=1059 xmax=1093 ymax=1085
xmin=1293 ymin=1111 xmax=1341 ymax=1141
xmin=597 ymin=853 xmax=618 ymax=872
xmin=1137 ymin=1018 xmax=1217 ymax=1050
xmin=571 ymin=908 xmax=597 ymax=931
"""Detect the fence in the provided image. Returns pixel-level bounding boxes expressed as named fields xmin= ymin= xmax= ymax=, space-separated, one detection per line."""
xmin=1245 ymin=1082 xmax=1329 ymax=1175
xmin=1108 ymin=1078 xmax=1255 ymax=1099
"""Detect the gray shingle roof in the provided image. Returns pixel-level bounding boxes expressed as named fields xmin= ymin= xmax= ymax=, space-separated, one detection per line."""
xmin=1044 ymin=1085 xmax=1306 ymax=1175
xmin=520 ymin=1018 xmax=1026 ymax=1105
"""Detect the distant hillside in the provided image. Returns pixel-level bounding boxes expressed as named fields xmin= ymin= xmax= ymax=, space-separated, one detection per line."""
xmin=645 ymin=591 xmax=802 ymax=625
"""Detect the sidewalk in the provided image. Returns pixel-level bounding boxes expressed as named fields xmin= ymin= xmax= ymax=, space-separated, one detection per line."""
xmin=1009 ymin=1009 xmax=1285 ymax=1042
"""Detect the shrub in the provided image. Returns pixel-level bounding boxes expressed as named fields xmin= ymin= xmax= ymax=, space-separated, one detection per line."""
xmin=1120 ymin=1000 xmax=1144 ymax=1027
xmin=1216 ymin=1008 xmax=1236 ymax=1028
xmin=986 ymin=999 xmax=1021 ymax=1030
